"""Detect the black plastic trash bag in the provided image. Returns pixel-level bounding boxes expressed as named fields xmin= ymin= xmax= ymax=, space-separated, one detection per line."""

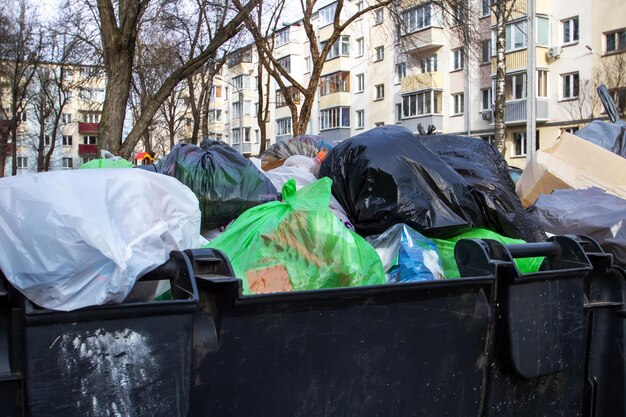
xmin=531 ymin=187 xmax=626 ymax=268
xmin=575 ymin=120 xmax=626 ymax=158
xmin=319 ymin=125 xmax=483 ymax=238
xmin=147 ymin=140 xmax=278 ymax=229
xmin=418 ymin=135 xmax=546 ymax=242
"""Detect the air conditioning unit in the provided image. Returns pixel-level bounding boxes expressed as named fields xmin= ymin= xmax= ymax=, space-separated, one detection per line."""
xmin=548 ymin=46 xmax=562 ymax=59
xmin=481 ymin=110 xmax=493 ymax=121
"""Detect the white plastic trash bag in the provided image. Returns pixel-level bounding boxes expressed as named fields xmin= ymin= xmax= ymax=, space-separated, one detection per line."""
xmin=0 ymin=168 xmax=203 ymax=311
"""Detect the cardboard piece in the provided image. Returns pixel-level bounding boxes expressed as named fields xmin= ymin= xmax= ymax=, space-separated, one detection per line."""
xmin=246 ymin=264 xmax=293 ymax=294
xmin=516 ymin=132 xmax=626 ymax=208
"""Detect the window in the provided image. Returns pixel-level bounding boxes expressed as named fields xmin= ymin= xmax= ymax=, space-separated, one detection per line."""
xmin=44 ymin=135 xmax=51 ymax=146
xmin=505 ymin=73 xmax=526 ymax=100
xmin=83 ymin=136 xmax=97 ymax=144
xmin=62 ymin=157 xmax=73 ymax=169
xmin=481 ymin=135 xmax=495 ymax=146
xmin=277 ymin=56 xmax=291 ymax=73
xmin=481 ymin=40 xmax=491 ymax=64
xmin=562 ymin=126 xmax=579 ymax=135
xmin=61 ymin=113 xmax=71 ymax=124
xmin=375 ymin=84 xmax=385 ymax=100
xmin=356 ymin=73 xmax=365 ymax=92
xmin=562 ymin=17 xmax=579 ymax=45
xmin=16 ymin=156 xmax=27 ymax=168
xmin=231 ymin=128 xmax=241 ymax=143
xmin=374 ymin=8 xmax=384 ymax=24
xmin=395 ymin=63 xmax=406 ymax=83
xmin=275 ymin=28 xmax=290 ymax=47
xmin=453 ymin=93 xmax=464 ymax=115
xmin=562 ymin=72 xmax=579 ymax=99
xmin=276 ymin=118 xmax=292 ymax=136
xmin=481 ymin=88 xmax=493 ymax=110
xmin=210 ymin=85 xmax=222 ymax=99
xmin=506 ymin=20 xmax=527 ymax=51
xmin=356 ymin=1 xmax=363 ymax=12
xmin=304 ymin=57 xmax=311 ymax=73
xmin=82 ymin=157 xmax=95 ymax=164
xmin=320 ymin=107 xmax=350 ymax=130
xmin=62 ymin=135 xmax=72 ymax=146
xmin=83 ymin=113 xmax=99 ymax=123
xmin=452 ymin=6 xmax=465 ymax=25
xmin=356 ymin=38 xmax=364 ymax=56
xmin=537 ymin=70 xmax=548 ymax=97
xmin=420 ymin=55 xmax=438 ymax=73
xmin=402 ymin=90 xmax=442 ymax=117
xmin=482 ymin=0 xmax=491 ymax=17
xmin=232 ymin=75 xmax=251 ymax=90
xmin=606 ymin=29 xmax=626 ymax=53
xmin=276 ymin=86 xmax=301 ymax=107
xmin=322 ymin=35 xmax=350 ymax=59
xmin=396 ymin=103 xmax=402 ymax=122
xmin=227 ymin=49 xmax=253 ymax=67
xmin=452 ymin=49 xmax=464 ymax=71
xmin=375 ymin=46 xmax=384 ymax=62
xmin=356 ymin=110 xmax=364 ymax=128
xmin=401 ymin=4 xmax=432 ymax=35
xmin=513 ymin=132 xmax=527 ymax=156
xmin=209 ymin=109 xmax=222 ymax=122
xmin=537 ymin=16 xmax=549 ymax=46
xmin=319 ymin=3 xmax=336 ymax=27
xmin=320 ymin=71 xmax=350 ymax=96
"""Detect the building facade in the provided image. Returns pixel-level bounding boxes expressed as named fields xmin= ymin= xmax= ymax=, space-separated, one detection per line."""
xmin=214 ymin=0 xmax=626 ymax=168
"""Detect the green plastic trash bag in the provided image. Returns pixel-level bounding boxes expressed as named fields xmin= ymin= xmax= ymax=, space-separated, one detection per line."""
xmin=432 ymin=228 xmax=544 ymax=279
xmin=80 ymin=151 xmax=133 ymax=169
xmin=206 ymin=178 xmax=385 ymax=294
xmin=80 ymin=158 xmax=133 ymax=169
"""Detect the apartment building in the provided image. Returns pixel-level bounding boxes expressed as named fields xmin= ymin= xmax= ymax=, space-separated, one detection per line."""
xmin=214 ymin=0 xmax=626 ymax=167
xmin=1 ymin=64 xmax=105 ymax=176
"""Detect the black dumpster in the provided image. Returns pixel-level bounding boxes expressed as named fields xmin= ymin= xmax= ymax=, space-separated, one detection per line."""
xmin=0 ymin=251 xmax=199 ymax=417
xmin=185 ymin=235 xmax=620 ymax=417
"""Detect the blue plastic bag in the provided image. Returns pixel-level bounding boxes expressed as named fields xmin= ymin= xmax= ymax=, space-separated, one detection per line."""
xmin=367 ymin=224 xmax=444 ymax=283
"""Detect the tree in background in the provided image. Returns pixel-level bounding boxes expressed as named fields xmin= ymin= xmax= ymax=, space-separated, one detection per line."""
xmin=235 ymin=0 xmax=393 ymax=138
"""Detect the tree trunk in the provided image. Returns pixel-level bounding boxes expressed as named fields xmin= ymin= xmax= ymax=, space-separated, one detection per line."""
xmin=36 ymin=121 xmax=45 ymax=172
xmin=0 ymin=140 xmax=7 ymax=177
xmin=201 ymin=81 xmax=212 ymax=140
xmin=493 ymin=2 xmax=507 ymax=155
xmin=11 ymin=127 xmax=17 ymax=176
xmin=99 ymin=51 xmax=134 ymax=155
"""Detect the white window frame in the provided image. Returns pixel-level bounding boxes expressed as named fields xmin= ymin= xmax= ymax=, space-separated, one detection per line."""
xmin=61 ymin=113 xmax=72 ymax=124
xmin=16 ymin=156 xmax=27 ymax=169
xmin=62 ymin=135 xmax=72 ymax=146
xmin=562 ymin=16 xmax=579 ymax=45
xmin=395 ymin=63 xmax=406 ymax=83
xmin=275 ymin=28 xmax=290 ymax=47
xmin=481 ymin=40 xmax=491 ymax=64
xmin=513 ymin=132 xmax=527 ymax=157
xmin=401 ymin=90 xmax=440 ymax=118
xmin=375 ymin=84 xmax=385 ymax=100
xmin=605 ymin=29 xmax=626 ymax=53
xmin=401 ymin=4 xmax=432 ymax=35
xmin=374 ymin=46 xmax=384 ymax=62
xmin=62 ymin=157 xmax=73 ymax=169
xmin=420 ymin=55 xmax=438 ymax=73
xmin=561 ymin=72 xmax=579 ymax=100
xmin=452 ymin=49 xmax=464 ymax=71
xmin=356 ymin=73 xmax=365 ymax=92
xmin=452 ymin=93 xmax=464 ymax=115
xmin=482 ymin=0 xmax=491 ymax=17
xmin=356 ymin=37 xmax=364 ymax=57
xmin=481 ymin=88 xmax=493 ymax=111
xmin=83 ymin=135 xmax=97 ymax=145
xmin=276 ymin=118 xmax=292 ymax=136
xmin=356 ymin=110 xmax=364 ymax=128
xmin=320 ymin=107 xmax=350 ymax=130
xmin=319 ymin=3 xmax=337 ymax=27
xmin=506 ymin=20 xmax=528 ymax=52
xmin=374 ymin=8 xmax=384 ymax=25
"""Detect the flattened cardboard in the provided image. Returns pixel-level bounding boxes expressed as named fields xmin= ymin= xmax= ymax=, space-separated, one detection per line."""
xmin=516 ymin=132 xmax=626 ymax=207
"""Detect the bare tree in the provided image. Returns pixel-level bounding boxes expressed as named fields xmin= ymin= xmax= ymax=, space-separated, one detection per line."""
xmin=94 ymin=0 xmax=259 ymax=158
xmin=0 ymin=0 xmax=43 ymax=177
xmin=234 ymin=0 xmax=393 ymax=137
xmin=158 ymin=80 xmax=190 ymax=149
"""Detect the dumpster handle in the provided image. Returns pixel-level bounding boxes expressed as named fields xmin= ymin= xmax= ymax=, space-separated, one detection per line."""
xmin=506 ymin=242 xmax=561 ymax=259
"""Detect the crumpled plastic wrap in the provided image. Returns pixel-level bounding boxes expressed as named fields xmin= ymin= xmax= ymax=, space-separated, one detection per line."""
xmin=206 ymin=178 xmax=385 ymax=294
xmin=0 ymin=169 xmax=204 ymax=311
xmin=367 ymin=224 xmax=444 ymax=283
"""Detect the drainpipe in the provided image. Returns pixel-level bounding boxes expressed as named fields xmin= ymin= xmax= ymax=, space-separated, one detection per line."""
xmin=526 ymin=0 xmax=537 ymax=161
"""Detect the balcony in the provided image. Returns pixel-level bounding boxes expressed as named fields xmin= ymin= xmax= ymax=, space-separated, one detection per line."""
xmin=401 ymin=27 xmax=444 ymax=54
xmin=78 ymin=144 xmax=98 ymax=156
xmin=505 ymin=98 xmax=549 ymax=124
xmin=78 ymin=122 xmax=99 ymax=134
xmin=401 ymin=72 xmax=443 ymax=93
xmin=232 ymin=142 xmax=252 ymax=155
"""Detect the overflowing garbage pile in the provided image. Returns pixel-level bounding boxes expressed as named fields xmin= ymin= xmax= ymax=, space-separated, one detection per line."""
xmin=0 ymin=124 xmax=558 ymax=310
xmin=517 ymin=86 xmax=626 ymax=268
